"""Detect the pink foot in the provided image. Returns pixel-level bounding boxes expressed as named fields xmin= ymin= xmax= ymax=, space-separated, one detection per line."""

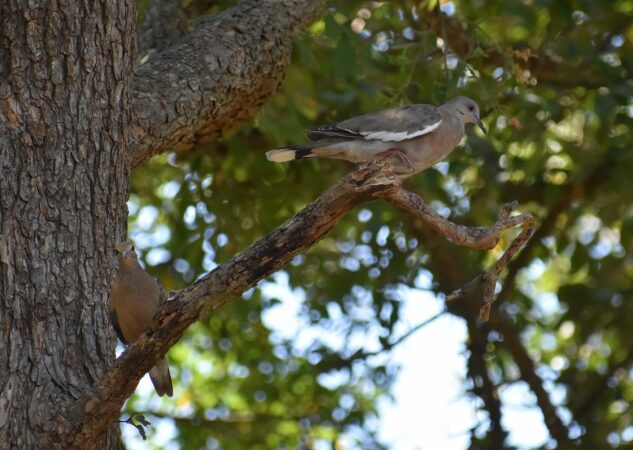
xmin=375 ymin=148 xmax=414 ymax=172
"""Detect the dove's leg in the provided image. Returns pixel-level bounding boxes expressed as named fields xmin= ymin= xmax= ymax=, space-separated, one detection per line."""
xmin=375 ymin=148 xmax=414 ymax=172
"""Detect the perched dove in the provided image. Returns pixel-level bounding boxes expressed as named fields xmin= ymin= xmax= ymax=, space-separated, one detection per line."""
xmin=109 ymin=241 xmax=173 ymax=397
xmin=266 ymin=96 xmax=486 ymax=174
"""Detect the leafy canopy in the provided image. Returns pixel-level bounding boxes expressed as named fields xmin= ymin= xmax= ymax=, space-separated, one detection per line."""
xmin=125 ymin=1 xmax=633 ymax=449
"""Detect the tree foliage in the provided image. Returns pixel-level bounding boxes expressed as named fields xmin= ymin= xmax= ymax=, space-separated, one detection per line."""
xmin=124 ymin=1 xmax=633 ymax=449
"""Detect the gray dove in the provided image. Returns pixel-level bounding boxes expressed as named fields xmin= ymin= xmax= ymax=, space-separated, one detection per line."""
xmin=109 ymin=240 xmax=173 ymax=397
xmin=266 ymin=96 xmax=486 ymax=175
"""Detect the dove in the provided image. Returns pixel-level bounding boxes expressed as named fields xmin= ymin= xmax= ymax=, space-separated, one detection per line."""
xmin=109 ymin=241 xmax=173 ymax=397
xmin=266 ymin=96 xmax=486 ymax=175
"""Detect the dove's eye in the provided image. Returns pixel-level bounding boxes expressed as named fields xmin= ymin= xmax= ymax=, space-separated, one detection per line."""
xmin=468 ymin=104 xmax=475 ymax=112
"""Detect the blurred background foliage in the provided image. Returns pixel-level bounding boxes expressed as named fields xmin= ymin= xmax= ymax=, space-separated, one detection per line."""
xmin=124 ymin=0 xmax=633 ymax=448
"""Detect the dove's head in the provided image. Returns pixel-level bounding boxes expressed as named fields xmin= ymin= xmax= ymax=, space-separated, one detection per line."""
xmin=449 ymin=96 xmax=486 ymax=134
xmin=116 ymin=240 xmax=138 ymax=264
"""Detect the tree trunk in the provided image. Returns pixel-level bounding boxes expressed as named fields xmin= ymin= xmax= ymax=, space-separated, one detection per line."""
xmin=0 ymin=0 xmax=136 ymax=448
xmin=0 ymin=0 xmax=329 ymax=446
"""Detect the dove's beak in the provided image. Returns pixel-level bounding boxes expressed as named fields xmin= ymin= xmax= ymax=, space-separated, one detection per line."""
xmin=475 ymin=116 xmax=487 ymax=134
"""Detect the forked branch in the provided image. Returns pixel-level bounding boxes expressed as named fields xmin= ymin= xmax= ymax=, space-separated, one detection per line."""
xmin=57 ymin=161 xmax=534 ymax=448
xmin=383 ymin=189 xmax=535 ymax=320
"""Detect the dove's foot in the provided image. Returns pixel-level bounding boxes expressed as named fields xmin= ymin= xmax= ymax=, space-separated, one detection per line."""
xmin=375 ymin=148 xmax=415 ymax=173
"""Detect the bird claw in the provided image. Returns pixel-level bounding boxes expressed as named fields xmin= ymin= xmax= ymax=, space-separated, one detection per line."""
xmin=375 ymin=148 xmax=415 ymax=173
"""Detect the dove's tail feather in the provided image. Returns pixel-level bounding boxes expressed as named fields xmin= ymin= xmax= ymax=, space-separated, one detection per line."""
xmin=149 ymin=356 xmax=173 ymax=397
xmin=266 ymin=143 xmax=320 ymax=163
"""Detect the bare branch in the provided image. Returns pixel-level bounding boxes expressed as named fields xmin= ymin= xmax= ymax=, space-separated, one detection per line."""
xmin=130 ymin=0 xmax=327 ymax=168
xmin=57 ymin=162 xmax=399 ymax=448
xmin=383 ymin=189 xmax=535 ymax=320
xmin=395 ymin=188 xmax=567 ymax=445
xmin=384 ymin=190 xmax=528 ymax=251
xmin=54 ymin=162 xmax=534 ymax=447
xmin=384 ymin=310 xmax=446 ymax=350
xmin=446 ymin=208 xmax=534 ymax=321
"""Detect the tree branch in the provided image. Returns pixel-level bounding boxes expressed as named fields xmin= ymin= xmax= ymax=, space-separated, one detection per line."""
xmin=383 ymin=190 xmax=535 ymax=320
xmin=58 ymin=162 xmax=398 ymax=448
xmin=130 ymin=0 xmax=327 ymax=168
xmin=130 ymin=410 xmax=320 ymax=441
xmin=446 ymin=207 xmax=534 ymax=321
xmin=489 ymin=313 xmax=574 ymax=449
xmin=400 ymin=196 xmax=567 ymax=445
xmin=465 ymin=319 xmax=509 ymax=448
xmin=54 ymin=162 xmax=533 ymax=447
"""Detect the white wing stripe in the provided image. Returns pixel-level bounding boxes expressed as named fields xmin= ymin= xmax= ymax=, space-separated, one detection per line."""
xmin=360 ymin=120 xmax=441 ymax=142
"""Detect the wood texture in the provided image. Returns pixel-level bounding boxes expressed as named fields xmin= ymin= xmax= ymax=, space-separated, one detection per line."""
xmin=0 ymin=0 xmax=136 ymax=448
xmin=130 ymin=0 xmax=328 ymax=168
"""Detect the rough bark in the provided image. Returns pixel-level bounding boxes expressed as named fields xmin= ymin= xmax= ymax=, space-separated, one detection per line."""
xmin=130 ymin=0 xmax=327 ymax=168
xmin=0 ymin=0 xmax=136 ymax=448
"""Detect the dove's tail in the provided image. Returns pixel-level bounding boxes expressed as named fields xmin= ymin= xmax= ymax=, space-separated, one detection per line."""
xmin=149 ymin=355 xmax=174 ymax=397
xmin=266 ymin=143 xmax=320 ymax=162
